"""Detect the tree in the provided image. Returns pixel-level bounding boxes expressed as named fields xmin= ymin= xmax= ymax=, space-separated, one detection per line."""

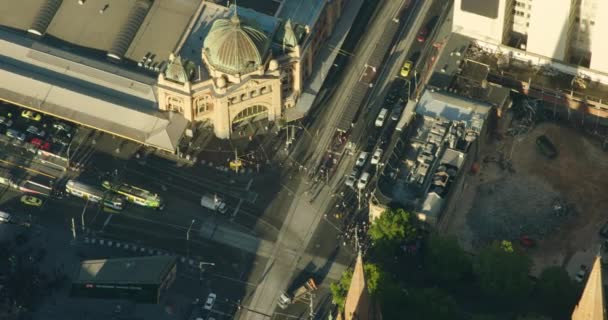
xmin=368 ymin=208 xmax=417 ymax=248
xmin=409 ymin=288 xmax=458 ymax=320
xmin=330 ymin=269 xmax=353 ymax=312
xmin=363 ymin=263 xmax=384 ymax=295
xmin=377 ymin=281 xmax=410 ymax=320
xmin=535 ymin=266 xmax=578 ymax=319
xmin=425 ymin=234 xmax=472 ymax=284
xmin=474 ymin=241 xmax=533 ymax=307
xmin=329 ymin=263 xmax=386 ymax=312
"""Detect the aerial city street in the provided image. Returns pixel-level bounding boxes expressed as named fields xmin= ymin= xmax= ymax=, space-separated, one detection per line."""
xmin=0 ymin=0 xmax=607 ymax=319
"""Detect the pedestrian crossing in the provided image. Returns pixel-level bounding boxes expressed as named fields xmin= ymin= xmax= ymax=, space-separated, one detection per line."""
xmin=79 ymin=236 xmax=205 ymax=270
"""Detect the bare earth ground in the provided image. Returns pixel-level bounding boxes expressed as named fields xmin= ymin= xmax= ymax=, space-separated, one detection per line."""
xmin=440 ymin=121 xmax=608 ymax=276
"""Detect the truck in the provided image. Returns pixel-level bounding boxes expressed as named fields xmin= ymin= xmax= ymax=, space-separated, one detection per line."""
xmin=278 ymin=278 xmax=317 ymax=309
xmin=200 ymin=193 xmax=227 ymax=214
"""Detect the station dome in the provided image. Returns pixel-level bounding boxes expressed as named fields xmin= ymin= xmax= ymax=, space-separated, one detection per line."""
xmin=203 ymin=14 xmax=269 ymax=75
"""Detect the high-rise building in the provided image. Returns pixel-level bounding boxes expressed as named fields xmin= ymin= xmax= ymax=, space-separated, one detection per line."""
xmin=452 ymin=0 xmax=608 ymax=73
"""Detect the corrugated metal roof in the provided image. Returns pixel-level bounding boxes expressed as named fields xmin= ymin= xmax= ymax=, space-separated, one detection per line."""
xmin=0 ymin=30 xmax=187 ymax=151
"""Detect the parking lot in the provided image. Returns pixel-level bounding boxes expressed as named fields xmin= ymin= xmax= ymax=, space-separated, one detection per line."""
xmin=441 ymin=121 xmax=608 ymax=276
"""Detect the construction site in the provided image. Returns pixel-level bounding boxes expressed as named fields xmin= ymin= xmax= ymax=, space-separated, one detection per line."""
xmin=439 ymin=97 xmax=608 ymax=275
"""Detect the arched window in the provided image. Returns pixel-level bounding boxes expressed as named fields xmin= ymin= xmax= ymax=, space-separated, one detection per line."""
xmin=232 ymin=105 xmax=268 ymax=124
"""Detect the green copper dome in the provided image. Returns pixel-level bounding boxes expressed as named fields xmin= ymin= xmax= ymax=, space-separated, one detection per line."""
xmin=203 ymin=14 xmax=269 ymax=75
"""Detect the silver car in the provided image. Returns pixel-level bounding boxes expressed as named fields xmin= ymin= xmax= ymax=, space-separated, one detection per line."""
xmin=344 ymin=169 xmax=359 ymax=188
xmin=355 ymin=152 xmax=368 ymax=167
xmin=203 ymin=293 xmax=216 ymax=310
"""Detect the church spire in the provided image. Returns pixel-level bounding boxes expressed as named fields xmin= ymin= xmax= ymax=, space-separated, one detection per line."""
xmin=572 ymin=255 xmax=606 ymax=320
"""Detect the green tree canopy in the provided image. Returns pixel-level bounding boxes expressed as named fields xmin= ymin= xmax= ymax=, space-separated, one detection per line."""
xmin=535 ymin=266 xmax=578 ymax=319
xmin=330 ymin=269 xmax=352 ymax=311
xmin=424 ymin=234 xmax=472 ymax=284
xmin=409 ymin=288 xmax=458 ymax=320
xmin=368 ymin=208 xmax=417 ymax=248
xmin=474 ymin=241 xmax=533 ymax=306
xmin=329 ymin=262 xmax=386 ymax=312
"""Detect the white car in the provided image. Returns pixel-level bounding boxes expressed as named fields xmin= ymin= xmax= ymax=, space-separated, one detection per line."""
xmin=357 ymin=172 xmax=370 ymax=190
xmin=203 ymin=293 xmax=216 ymax=310
xmin=345 ymin=169 xmax=359 ymax=188
xmin=371 ymin=148 xmax=383 ymax=165
xmin=375 ymin=108 xmax=388 ymax=127
xmin=355 ymin=152 xmax=368 ymax=167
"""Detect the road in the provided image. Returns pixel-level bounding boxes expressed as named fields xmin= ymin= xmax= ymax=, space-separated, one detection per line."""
xmin=0 ymin=1 xmax=450 ymax=318
xmin=238 ymin=0 xmax=435 ymax=319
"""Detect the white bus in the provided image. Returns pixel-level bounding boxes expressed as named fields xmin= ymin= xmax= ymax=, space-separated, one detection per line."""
xmin=66 ymin=180 xmax=124 ymax=210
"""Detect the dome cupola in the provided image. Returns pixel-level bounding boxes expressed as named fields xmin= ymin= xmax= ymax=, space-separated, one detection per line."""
xmin=203 ymin=12 xmax=269 ymax=75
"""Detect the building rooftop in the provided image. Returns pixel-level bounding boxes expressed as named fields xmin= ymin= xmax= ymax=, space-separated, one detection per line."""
xmin=0 ymin=0 xmax=199 ymax=62
xmin=277 ymin=0 xmax=326 ymax=27
xmin=0 ymin=29 xmax=187 ymax=152
xmin=179 ymin=3 xmax=280 ymax=79
xmin=74 ymin=256 xmax=176 ymax=285
xmin=416 ymin=90 xmax=491 ymax=125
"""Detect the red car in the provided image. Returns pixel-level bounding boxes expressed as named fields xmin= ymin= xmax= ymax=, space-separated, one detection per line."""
xmin=417 ymin=26 xmax=429 ymax=42
xmin=29 ymin=137 xmax=51 ymax=151
xmin=29 ymin=137 xmax=43 ymax=147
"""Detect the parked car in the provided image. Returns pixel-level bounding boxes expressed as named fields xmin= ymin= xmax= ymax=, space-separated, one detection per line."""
xmin=52 ymin=122 xmax=74 ymax=137
xmin=390 ymin=107 xmax=402 ymax=121
xmin=21 ymin=195 xmax=43 ymax=207
xmin=51 ymin=135 xmax=70 ymax=147
xmin=203 ymin=293 xmax=216 ymax=310
xmin=6 ymin=129 xmax=26 ymax=141
xmin=345 ymin=169 xmax=359 ymax=188
xmin=355 ymin=152 xmax=368 ymax=167
xmin=375 ymin=108 xmax=388 ymax=127
xmin=0 ymin=211 xmax=13 ymax=223
xmin=21 ymin=110 xmax=42 ymax=121
xmin=536 ymin=135 xmax=558 ymax=158
xmin=400 ymin=60 xmax=412 ymax=78
xmin=27 ymin=125 xmax=45 ymax=138
xmin=0 ymin=116 xmax=13 ymax=127
xmin=371 ymin=148 xmax=383 ymax=165
xmin=357 ymin=172 xmax=370 ymax=190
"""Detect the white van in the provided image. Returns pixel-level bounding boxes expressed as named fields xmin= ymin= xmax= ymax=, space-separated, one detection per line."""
xmin=375 ymin=108 xmax=388 ymax=127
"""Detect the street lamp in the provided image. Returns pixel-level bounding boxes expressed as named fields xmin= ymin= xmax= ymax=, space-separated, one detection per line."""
xmin=186 ymin=219 xmax=195 ymax=259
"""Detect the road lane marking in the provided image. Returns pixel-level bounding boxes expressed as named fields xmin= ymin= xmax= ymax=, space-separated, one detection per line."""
xmin=231 ymin=199 xmax=243 ymax=220
xmin=246 ymin=178 xmax=253 ymax=190
xmin=102 ymin=214 xmax=113 ymax=231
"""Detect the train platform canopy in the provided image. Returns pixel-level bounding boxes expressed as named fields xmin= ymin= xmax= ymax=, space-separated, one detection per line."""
xmin=0 ymin=0 xmax=198 ymax=62
xmin=74 ymin=256 xmax=177 ymax=285
xmin=0 ymin=30 xmax=188 ymax=152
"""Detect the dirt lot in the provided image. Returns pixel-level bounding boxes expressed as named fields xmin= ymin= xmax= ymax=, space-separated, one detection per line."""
xmin=441 ymin=121 xmax=608 ymax=275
